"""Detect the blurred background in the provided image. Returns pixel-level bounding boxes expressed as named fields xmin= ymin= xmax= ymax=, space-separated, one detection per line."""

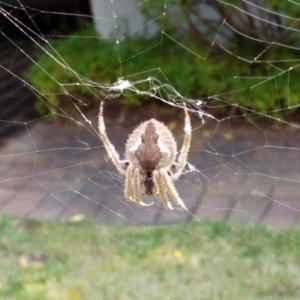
xmin=0 ymin=1 xmax=300 ymax=299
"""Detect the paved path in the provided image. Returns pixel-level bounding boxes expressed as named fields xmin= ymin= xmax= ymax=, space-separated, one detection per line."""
xmin=1 ymin=115 xmax=300 ymax=228
xmin=1 ymin=39 xmax=300 ymax=228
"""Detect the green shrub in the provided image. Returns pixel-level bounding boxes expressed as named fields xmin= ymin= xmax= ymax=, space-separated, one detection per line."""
xmin=26 ymin=24 xmax=300 ymax=120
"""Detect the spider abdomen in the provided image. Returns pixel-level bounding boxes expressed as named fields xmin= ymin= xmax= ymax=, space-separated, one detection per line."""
xmin=135 ymin=121 xmax=163 ymax=170
xmin=125 ymin=119 xmax=177 ymax=170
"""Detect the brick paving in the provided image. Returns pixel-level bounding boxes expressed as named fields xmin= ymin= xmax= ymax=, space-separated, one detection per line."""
xmin=1 ymin=118 xmax=300 ymax=228
xmin=1 ymin=40 xmax=300 ymax=228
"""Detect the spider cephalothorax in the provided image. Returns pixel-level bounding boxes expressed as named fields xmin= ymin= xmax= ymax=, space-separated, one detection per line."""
xmin=98 ymin=101 xmax=191 ymax=210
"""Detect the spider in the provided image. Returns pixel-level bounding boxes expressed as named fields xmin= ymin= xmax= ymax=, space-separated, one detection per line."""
xmin=98 ymin=101 xmax=191 ymax=210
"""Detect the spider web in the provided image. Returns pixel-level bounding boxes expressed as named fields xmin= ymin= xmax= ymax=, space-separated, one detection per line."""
xmin=0 ymin=0 xmax=300 ymax=299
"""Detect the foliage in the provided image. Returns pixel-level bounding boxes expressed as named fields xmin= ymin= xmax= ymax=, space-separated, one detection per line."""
xmin=139 ymin=0 xmax=300 ymax=51
xmin=26 ymin=23 xmax=300 ymax=120
xmin=1 ymin=215 xmax=300 ymax=299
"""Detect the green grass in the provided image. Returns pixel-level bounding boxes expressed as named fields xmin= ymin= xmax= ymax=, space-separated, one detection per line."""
xmin=0 ymin=215 xmax=300 ymax=300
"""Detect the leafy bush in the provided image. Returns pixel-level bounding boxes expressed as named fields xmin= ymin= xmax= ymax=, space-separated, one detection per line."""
xmin=139 ymin=1 xmax=300 ymax=53
xmin=26 ymin=24 xmax=300 ymax=120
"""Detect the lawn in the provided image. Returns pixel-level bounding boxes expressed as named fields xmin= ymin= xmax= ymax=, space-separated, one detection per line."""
xmin=0 ymin=215 xmax=299 ymax=300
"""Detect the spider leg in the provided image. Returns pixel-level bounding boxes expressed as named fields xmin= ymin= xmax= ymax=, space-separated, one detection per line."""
xmin=133 ymin=168 xmax=141 ymax=205
xmin=160 ymin=169 xmax=188 ymax=210
xmin=124 ymin=165 xmax=135 ymax=203
xmin=172 ymin=102 xmax=192 ymax=180
xmin=153 ymin=170 xmax=173 ymax=210
xmin=125 ymin=166 xmax=153 ymax=207
xmin=133 ymin=169 xmax=153 ymax=207
xmin=98 ymin=102 xmax=126 ymax=176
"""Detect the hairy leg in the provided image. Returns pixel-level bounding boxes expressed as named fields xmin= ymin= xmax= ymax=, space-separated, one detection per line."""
xmin=124 ymin=167 xmax=153 ymax=207
xmin=133 ymin=168 xmax=141 ymax=205
xmin=124 ymin=165 xmax=135 ymax=203
xmin=153 ymin=170 xmax=173 ymax=210
xmin=98 ymin=102 xmax=126 ymax=175
xmin=172 ymin=103 xmax=191 ymax=180
xmin=160 ymin=169 xmax=188 ymax=210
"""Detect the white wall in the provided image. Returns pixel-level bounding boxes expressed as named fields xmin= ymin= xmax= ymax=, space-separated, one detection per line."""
xmin=89 ymin=0 xmax=158 ymax=39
